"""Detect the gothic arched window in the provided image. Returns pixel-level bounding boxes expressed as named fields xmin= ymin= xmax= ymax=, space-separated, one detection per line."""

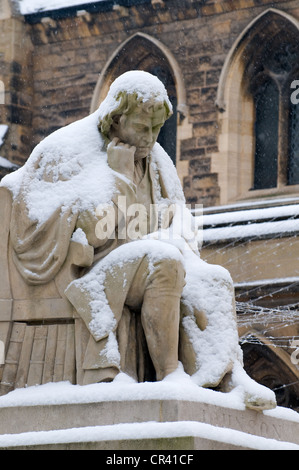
xmin=254 ymin=80 xmax=279 ymax=190
xmin=251 ymin=37 xmax=299 ymax=190
xmin=90 ymin=34 xmax=179 ymax=166
xmin=214 ymin=10 xmax=299 ymax=205
xmin=147 ymin=65 xmax=177 ymax=164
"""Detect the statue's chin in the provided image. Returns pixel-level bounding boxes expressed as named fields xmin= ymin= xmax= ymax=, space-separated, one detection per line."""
xmin=135 ymin=147 xmax=151 ymax=160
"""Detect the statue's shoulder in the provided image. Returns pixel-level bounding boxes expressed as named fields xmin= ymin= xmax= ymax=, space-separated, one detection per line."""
xmin=0 ymin=111 xmax=113 ymax=214
xmin=33 ymin=110 xmax=105 ymax=162
xmin=150 ymin=143 xmax=185 ymax=204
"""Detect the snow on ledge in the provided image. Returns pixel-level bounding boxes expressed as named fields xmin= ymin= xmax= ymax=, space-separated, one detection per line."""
xmin=234 ymin=276 xmax=299 ymax=289
xmin=0 ymin=373 xmax=299 ymax=425
xmin=18 ymin=0 xmax=107 ymax=15
xmin=0 ymin=156 xmax=18 ymax=170
xmin=0 ymin=374 xmax=247 ymax=411
xmin=203 ymin=218 xmax=299 ymax=243
xmin=0 ymin=420 xmax=298 ymax=450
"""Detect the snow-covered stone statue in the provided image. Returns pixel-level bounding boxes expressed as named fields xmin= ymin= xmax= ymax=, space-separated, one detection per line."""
xmin=1 ymin=71 xmax=276 ymax=410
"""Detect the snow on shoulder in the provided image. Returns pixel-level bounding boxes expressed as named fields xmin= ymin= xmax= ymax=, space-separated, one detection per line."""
xmin=0 ymin=108 xmax=116 ymax=225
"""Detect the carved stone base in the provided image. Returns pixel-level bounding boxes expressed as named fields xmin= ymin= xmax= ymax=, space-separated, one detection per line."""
xmin=0 ymin=383 xmax=298 ymax=450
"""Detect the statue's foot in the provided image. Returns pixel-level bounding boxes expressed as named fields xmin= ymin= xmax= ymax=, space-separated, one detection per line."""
xmin=113 ymin=372 xmax=137 ymax=384
xmin=83 ymin=366 xmax=119 ymax=384
xmin=222 ymin=362 xmax=277 ymax=411
xmin=243 ymin=388 xmax=276 ymax=411
xmin=162 ymin=361 xmax=194 ymax=384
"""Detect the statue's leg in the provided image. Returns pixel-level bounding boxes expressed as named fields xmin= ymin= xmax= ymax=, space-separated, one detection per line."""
xmin=220 ymin=362 xmax=277 ymax=411
xmin=178 ymin=251 xmax=276 ymax=410
xmin=126 ymin=256 xmax=185 ymax=381
xmin=178 ymin=252 xmax=241 ymax=388
xmin=141 ymin=292 xmax=181 ymax=381
xmin=66 ymin=240 xmax=185 ymax=384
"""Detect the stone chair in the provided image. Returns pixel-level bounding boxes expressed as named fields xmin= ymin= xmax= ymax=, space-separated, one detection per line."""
xmin=0 ymin=186 xmax=95 ymax=395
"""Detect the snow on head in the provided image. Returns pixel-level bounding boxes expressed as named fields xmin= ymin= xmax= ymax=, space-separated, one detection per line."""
xmin=98 ymin=70 xmax=173 ymax=137
xmin=101 ymin=70 xmax=172 ymax=110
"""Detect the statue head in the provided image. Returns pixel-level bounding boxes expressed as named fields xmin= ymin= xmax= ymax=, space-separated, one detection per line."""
xmin=98 ymin=70 xmax=173 ymax=159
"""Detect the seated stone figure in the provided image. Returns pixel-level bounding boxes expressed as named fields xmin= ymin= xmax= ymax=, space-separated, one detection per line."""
xmin=1 ymin=71 xmax=276 ymax=410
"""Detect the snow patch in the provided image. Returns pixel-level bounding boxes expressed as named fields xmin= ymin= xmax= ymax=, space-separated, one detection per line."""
xmin=97 ymin=70 xmax=172 ymax=124
xmin=203 ymin=219 xmax=299 ymax=242
xmin=1 ymin=109 xmax=116 ymax=225
xmin=18 ymin=0 xmax=106 ymax=15
xmin=71 ymin=227 xmax=88 ymax=245
xmin=0 ymin=156 xmax=18 ymax=170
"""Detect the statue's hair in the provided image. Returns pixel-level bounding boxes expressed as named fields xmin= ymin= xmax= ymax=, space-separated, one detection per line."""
xmin=98 ymin=90 xmax=173 ymax=138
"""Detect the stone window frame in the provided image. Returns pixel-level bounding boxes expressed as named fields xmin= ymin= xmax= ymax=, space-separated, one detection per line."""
xmin=212 ymin=8 xmax=299 ymax=205
xmin=250 ymin=37 xmax=299 ymax=191
xmin=90 ymin=32 xmax=192 ymax=186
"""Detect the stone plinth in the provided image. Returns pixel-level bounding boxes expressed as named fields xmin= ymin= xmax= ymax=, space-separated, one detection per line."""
xmin=0 ymin=380 xmax=298 ymax=450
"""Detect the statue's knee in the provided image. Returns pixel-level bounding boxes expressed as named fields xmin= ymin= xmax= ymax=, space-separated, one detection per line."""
xmin=151 ymin=256 xmax=185 ymax=291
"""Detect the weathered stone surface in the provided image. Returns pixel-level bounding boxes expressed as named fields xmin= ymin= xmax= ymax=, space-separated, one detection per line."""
xmin=0 ymin=397 xmax=298 ymax=450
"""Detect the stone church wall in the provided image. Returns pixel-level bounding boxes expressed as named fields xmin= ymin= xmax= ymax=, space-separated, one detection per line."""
xmin=1 ymin=0 xmax=299 ymax=206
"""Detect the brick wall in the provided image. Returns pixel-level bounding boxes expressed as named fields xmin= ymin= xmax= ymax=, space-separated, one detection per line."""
xmin=0 ymin=14 xmax=33 ymax=173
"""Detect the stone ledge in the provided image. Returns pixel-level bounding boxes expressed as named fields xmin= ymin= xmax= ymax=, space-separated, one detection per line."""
xmin=0 ymin=397 xmax=299 ymax=446
xmin=0 ymin=435 xmax=261 ymax=451
xmin=0 ymin=420 xmax=298 ymax=451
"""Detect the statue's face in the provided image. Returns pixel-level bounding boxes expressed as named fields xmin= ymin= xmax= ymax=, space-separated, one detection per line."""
xmin=113 ymin=101 xmax=166 ymax=160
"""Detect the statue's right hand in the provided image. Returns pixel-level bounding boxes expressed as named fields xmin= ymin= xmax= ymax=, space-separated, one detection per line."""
xmin=107 ymin=137 xmax=136 ymax=181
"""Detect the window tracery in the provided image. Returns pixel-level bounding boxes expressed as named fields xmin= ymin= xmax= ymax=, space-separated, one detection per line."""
xmin=249 ymin=34 xmax=299 ymax=190
xmin=214 ymin=10 xmax=299 ymax=204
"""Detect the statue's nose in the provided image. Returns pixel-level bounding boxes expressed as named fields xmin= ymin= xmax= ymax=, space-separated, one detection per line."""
xmin=143 ymin=128 xmax=153 ymax=146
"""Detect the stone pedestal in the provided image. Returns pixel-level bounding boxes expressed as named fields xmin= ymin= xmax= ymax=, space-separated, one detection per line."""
xmin=0 ymin=381 xmax=298 ymax=450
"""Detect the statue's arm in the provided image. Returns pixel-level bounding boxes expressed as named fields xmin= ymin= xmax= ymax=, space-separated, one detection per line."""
xmin=75 ymin=143 xmax=137 ymax=250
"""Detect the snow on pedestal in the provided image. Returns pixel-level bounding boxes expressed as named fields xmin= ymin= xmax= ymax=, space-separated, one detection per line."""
xmin=0 ymin=370 xmax=298 ymax=450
